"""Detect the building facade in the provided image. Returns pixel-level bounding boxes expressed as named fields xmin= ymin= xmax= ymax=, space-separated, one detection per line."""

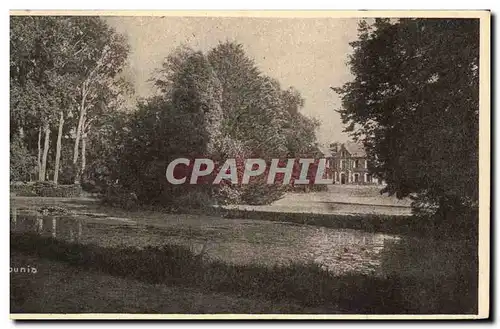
xmin=320 ymin=141 xmax=382 ymax=185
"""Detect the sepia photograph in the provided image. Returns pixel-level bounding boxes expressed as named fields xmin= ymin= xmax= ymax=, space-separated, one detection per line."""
xmin=9 ymin=10 xmax=490 ymax=319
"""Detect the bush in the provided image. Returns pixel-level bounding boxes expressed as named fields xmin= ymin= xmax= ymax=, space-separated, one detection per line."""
xmin=81 ymin=180 xmax=102 ymax=194
xmin=289 ymin=184 xmax=328 ymax=193
xmin=10 ymin=183 xmax=82 ymax=198
xmin=33 ymin=181 xmax=56 ymax=187
xmin=100 ymin=186 xmax=138 ymax=209
xmin=58 ymin=164 xmax=78 ymax=185
xmin=10 ymin=135 xmax=36 ymax=182
xmin=238 ymin=177 xmax=286 ymax=205
xmin=212 ymin=184 xmax=242 ymax=205
xmin=172 ymin=190 xmax=214 ymax=209
xmin=409 ymin=191 xmax=479 ymax=239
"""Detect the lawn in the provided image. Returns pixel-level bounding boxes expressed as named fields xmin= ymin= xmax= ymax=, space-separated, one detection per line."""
xmin=223 ymin=185 xmax=412 ymax=216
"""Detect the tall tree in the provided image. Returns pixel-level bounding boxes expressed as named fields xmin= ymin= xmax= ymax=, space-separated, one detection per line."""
xmin=170 ymin=51 xmax=224 ymax=155
xmin=115 ymin=49 xmax=223 ymax=202
xmin=280 ymin=87 xmax=320 ymax=156
xmin=62 ymin=17 xmax=130 ymax=183
xmin=10 ymin=16 xmax=69 ymax=181
xmin=207 ymin=42 xmax=290 ymax=157
xmin=334 ymin=18 xmax=479 ymax=218
xmin=120 ymin=42 xmax=321 ymax=205
xmin=10 ymin=16 xmax=131 ymax=184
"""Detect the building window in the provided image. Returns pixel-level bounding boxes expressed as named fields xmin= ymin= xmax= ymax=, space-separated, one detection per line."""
xmin=354 ymin=173 xmax=359 ymax=183
xmin=353 ymin=159 xmax=359 ymax=168
xmin=365 ymin=159 xmax=368 ymax=169
xmin=340 ymin=160 xmax=345 ymax=170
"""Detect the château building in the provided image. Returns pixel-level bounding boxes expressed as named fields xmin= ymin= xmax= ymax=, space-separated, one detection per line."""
xmin=320 ymin=141 xmax=383 ymax=185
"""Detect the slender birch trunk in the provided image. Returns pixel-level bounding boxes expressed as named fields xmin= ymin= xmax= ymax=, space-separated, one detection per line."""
xmin=37 ymin=126 xmax=42 ymax=181
xmin=73 ymin=83 xmax=87 ymax=165
xmin=40 ymin=122 xmax=50 ymax=182
xmin=80 ymin=116 xmax=91 ymax=183
xmin=73 ymin=83 xmax=89 ymax=184
xmin=53 ymin=110 xmax=64 ymax=184
xmin=81 ymin=131 xmax=87 ymax=175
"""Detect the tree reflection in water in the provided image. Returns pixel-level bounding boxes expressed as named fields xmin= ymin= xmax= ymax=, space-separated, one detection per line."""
xmin=11 ymin=207 xmax=83 ymax=243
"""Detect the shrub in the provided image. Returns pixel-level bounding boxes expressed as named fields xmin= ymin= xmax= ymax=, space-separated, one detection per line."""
xmin=58 ymin=164 xmax=78 ymax=185
xmin=101 ymin=186 xmax=138 ymax=210
xmin=238 ymin=178 xmax=286 ymax=205
xmin=212 ymin=184 xmax=242 ymax=205
xmin=10 ymin=183 xmax=82 ymax=198
xmin=172 ymin=189 xmax=214 ymax=209
xmin=33 ymin=181 xmax=56 ymax=187
xmin=36 ymin=184 xmax=82 ymax=198
xmin=10 ymin=135 xmax=36 ymax=182
xmin=81 ymin=180 xmax=102 ymax=194
xmin=290 ymin=184 xmax=328 ymax=193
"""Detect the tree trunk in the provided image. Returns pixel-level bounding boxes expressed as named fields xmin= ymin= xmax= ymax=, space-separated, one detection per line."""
xmin=80 ymin=115 xmax=91 ymax=184
xmin=81 ymin=131 xmax=87 ymax=176
xmin=73 ymin=84 xmax=87 ymax=165
xmin=40 ymin=122 xmax=50 ymax=182
xmin=37 ymin=126 xmax=42 ymax=181
xmin=53 ymin=111 xmax=64 ymax=184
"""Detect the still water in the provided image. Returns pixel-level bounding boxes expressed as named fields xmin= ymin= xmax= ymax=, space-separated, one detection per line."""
xmin=10 ymin=205 xmax=401 ymax=276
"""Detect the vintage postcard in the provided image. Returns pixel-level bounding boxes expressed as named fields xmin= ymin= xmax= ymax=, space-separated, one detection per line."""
xmin=9 ymin=10 xmax=490 ymax=320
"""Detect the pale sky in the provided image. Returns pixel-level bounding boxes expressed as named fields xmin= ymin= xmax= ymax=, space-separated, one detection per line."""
xmin=106 ymin=16 xmax=361 ymax=144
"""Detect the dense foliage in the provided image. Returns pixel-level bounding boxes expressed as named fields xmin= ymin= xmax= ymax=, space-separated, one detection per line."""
xmin=334 ymin=18 xmax=479 ymax=220
xmin=10 ymin=16 xmax=130 ymax=185
xmin=10 ymin=17 xmax=325 ymax=206
xmin=116 ymin=42 xmax=321 ymax=205
xmin=10 ymin=135 xmax=37 ymax=182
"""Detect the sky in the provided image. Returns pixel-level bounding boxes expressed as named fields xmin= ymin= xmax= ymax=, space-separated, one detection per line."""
xmin=106 ymin=16 xmax=361 ymax=144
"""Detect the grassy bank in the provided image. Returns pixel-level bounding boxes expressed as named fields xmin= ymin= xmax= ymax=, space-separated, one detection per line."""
xmin=11 ymin=232 xmax=477 ymax=314
xmin=164 ymin=206 xmax=477 ymax=240
xmin=11 ymin=195 xmax=475 ymax=240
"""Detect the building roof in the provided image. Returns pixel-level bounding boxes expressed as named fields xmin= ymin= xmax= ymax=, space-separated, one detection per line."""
xmin=343 ymin=141 xmax=367 ymax=157
xmin=317 ymin=144 xmax=333 ymax=158
xmin=318 ymin=141 xmax=367 ymax=158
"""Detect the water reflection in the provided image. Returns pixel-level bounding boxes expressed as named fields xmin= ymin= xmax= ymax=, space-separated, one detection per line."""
xmin=11 ymin=204 xmax=403 ymax=276
xmin=11 ymin=210 xmax=83 ymax=243
xmin=11 ymin=206 xmax=16 ymax=229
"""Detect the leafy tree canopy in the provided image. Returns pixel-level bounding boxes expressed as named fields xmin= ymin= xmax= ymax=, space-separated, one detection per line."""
xmin=118 ymin=41 xmax=321 ymax=205
xmin=335 ymin=18 xmax=479 ymax=215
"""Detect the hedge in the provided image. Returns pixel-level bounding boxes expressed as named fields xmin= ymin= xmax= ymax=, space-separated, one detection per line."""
xmin=10 ymin=182 xmax=82 ymax=198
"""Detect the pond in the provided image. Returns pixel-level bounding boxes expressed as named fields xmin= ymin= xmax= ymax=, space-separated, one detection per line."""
xmin=10 ymin=204 xmax=406 ymax=277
